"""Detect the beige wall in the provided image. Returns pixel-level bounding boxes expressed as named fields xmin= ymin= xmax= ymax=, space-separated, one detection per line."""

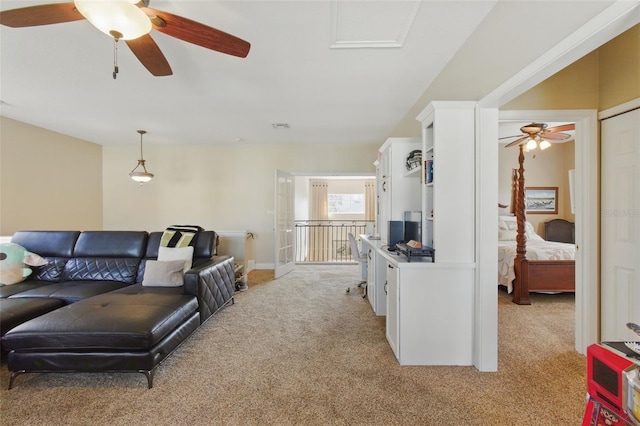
xmin=0 ymin=117 xmax=102 ymax=235
xmin=102 ymin=142 xmax=379 ymax=267
xmin=599 ymin=24 xmax=640 ymax=110
xmin=503 ymin=24 xmax=640 ymax=111
xmin=501 ymin=52 xmax=600 ymax=110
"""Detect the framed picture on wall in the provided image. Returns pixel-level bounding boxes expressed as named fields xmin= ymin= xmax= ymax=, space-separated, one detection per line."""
xmin=525 ymin=187 xmax=558 ymax=214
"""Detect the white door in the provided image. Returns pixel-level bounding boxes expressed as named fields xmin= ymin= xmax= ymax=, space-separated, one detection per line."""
xmin=366 ymin=244 xmax=376 ymax=311
xmin=274 ymin=169 xmax=295 ymax=278
xmin=385 ymin=263 xmax=399 ymax=359
xmin=601 ymin=108 xmax=640 ymax=341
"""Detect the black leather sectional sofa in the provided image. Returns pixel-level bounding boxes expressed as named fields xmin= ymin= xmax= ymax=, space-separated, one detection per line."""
xmin=0 ymin=230 xmax=236 ymax=389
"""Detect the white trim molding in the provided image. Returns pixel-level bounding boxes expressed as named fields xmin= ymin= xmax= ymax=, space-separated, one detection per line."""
xmin=480 ymin=1 xmax=640 ymax=108
xmin=599 ymin=98 xmax=640 ymax=120
xmin=329 ymin=0 xmax=421 ymax=49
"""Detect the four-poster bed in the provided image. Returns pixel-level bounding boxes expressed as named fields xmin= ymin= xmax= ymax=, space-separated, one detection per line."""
xmin=499 ymin=123 xmax=577 ymax=305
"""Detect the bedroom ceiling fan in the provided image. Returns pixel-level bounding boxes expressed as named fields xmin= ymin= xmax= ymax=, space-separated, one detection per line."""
xmin=501 ymin=122 xmax=575 ymax=150
xmin=0 ymin=0 xmax=251 ymax=77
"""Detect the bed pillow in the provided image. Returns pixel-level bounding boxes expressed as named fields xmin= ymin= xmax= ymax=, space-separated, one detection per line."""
xmin=157 ymin=246 xmax=194 ymax=273
xmin=498 ymin=215 xmax=518 ymax=231
xmin=142 ymin=260 xmax=185 ymax=287
xmin=498 ymin=216 xmax=543 ymax=241
xmin=498 ymin=230 xmax=517 ymax=241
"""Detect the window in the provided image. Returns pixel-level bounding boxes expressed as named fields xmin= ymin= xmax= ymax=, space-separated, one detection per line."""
xmin=328 ymin=194 xmax=364 ymax=214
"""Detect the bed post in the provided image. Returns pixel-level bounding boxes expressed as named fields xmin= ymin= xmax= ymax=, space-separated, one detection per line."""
xmin=513 ymin=144 xmax=531 ymax=305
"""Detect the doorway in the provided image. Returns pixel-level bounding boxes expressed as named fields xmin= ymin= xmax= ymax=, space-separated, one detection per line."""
xmin=498 ymin=109 xmax=599 ymax=354
xmin=293 ymin=174 xmax=375 ymax=264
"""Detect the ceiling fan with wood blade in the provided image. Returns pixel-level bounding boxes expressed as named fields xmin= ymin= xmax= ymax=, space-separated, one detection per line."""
xmin=0 ymin=1 xmax=251 ymax=77
xmin=501 ymin=122 xmax=575 ymax=149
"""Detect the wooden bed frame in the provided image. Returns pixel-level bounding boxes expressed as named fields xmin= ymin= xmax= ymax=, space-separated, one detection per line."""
xmin=511 ymin=145 xmax=575 ymax=305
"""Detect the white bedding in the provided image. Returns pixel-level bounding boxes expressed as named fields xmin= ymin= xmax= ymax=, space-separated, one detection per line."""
xmin=497 ymin=216 xmax=576 ymax=293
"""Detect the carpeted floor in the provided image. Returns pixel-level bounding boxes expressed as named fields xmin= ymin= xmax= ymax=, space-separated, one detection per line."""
xmin=0 ymin=265 xmax=585 ymax=425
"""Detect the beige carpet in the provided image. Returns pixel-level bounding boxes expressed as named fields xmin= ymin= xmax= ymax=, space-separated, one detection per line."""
xmin=0 ymin=265 xmax=586 ymax=425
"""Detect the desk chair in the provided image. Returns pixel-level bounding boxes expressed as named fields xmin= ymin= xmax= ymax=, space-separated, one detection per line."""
xmin=346 ymin=233 xmax=367 ymax=298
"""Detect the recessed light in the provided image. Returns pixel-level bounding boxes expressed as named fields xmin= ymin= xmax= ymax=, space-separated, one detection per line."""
xmin=272 ymin=123 xmax=290 ymax=129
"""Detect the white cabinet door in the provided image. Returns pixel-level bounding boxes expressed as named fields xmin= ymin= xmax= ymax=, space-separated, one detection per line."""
xmin=379 ymin=160 xmax=391 ymax=243
xmin=366 ymin=245 xmax=376 ymax=311
xmin=385 ymin=262 xmax=399 ymax=359
xmin=373 ymin=250 xmax=388 ymax=316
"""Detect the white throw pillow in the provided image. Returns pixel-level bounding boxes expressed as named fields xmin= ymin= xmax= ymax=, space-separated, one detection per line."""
xmin=158 ymin=246 xmax=194 ymax=273
xmin=142 ymin=260 xmax=186 ymax=287
xmin=498 ymin=229 xmax=517 ymax=241
xmin=498 ymin=215 xmax=543 ymax=241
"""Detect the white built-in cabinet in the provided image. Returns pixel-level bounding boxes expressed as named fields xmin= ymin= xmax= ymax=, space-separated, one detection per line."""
xmin=376 ymin=138 xmax=421 ymax=244
xmin=367 ymin=101 xmax=477 ymax=366
xmin=419 ymin=102 xmax=476 ymax=261
xmin=384 ymin=258 xmax=474 ymax=365
xmin=364 ymin=239 xmax=387 ymax=316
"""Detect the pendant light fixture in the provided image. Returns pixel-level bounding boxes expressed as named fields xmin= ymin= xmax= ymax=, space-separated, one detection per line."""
xmin=129 ymin=130 xmax=154 ymax=184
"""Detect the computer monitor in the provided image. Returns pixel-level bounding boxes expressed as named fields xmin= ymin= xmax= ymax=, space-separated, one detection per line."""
xmin=404 ymin=221 xmax=421 ymax=243
xmin=388 ymin=221 xmax=403 ymax=249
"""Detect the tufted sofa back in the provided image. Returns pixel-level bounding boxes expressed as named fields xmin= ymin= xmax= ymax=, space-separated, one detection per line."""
xmin=11 ymin=231 xmax=81 ymax=282
xmin=10 ymin=230 xmax=216 ymax=286
xmin=62 ymin=231 xmax=148 ymax=284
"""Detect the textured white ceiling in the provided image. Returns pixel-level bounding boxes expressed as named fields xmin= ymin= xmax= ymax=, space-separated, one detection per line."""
xmin=0 ymin=1 xmax=625 ymax=147
xmin=0 ymin=0 xmax=496 ymax=146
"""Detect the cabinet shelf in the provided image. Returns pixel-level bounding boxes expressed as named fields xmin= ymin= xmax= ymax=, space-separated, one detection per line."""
xmin=404 ymin=166 xmax=421 ymax=177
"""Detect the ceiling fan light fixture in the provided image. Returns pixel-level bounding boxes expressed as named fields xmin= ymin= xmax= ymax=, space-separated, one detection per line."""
xmin=129 ymin=130 xmax=154 ymax=185
xmin=539 ymin=139 xmax=551 ymax=150
xmin=525 ymin=137 xmax=537 ymax=150
xmin=74 ymin=0 xmax=152 ymax=40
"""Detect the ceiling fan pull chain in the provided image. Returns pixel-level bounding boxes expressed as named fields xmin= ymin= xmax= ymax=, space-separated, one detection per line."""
xmin=113 ymin=37 xmax=119 ymax=80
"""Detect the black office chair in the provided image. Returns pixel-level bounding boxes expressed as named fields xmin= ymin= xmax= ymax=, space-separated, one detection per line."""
xmin=346 ymin=233 xmax=367 ymax=297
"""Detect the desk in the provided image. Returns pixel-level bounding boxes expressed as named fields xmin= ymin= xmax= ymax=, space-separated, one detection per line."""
xmin=360 ymin=235 xmax=475 ymax=366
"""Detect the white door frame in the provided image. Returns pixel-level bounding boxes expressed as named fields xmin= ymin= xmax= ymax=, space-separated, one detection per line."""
xmin=498 ymin=109 xmax=599 ymax=354
xmin=473 ymin=108 xmax=597 ymax=372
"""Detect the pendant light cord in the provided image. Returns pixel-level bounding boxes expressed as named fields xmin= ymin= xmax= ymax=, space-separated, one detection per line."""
xmin=113 ymin=38 xmax=119 ymax=80
xmin=139 ymin=132 xmax=144 ymax=160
